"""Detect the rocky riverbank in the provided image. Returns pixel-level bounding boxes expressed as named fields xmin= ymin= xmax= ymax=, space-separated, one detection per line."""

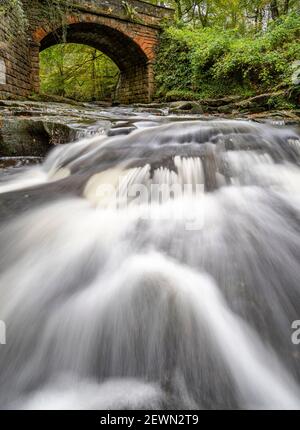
xmin=134 ymin=93 xmax=300 ymax=123
xmin=0 ymin=98 xmax=299 ymax=162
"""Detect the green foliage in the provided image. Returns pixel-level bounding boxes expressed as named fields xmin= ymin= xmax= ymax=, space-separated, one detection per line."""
xmin=0 ymin=0 xmax=28 ymax=31
xmin=267 ymin=93 xmax=295 ymax=109
xmin=157 ymin=89 xmax=203 ymax=101
xmin=40 ymin=44 xmax=120 ymax=101
xmin=155 ymin=13 xmax=300 ymax=101
xmin=151 ymin=1 xmax=300 ymax=30
xmin=3 ymin=0 xmax=299 ymax=106
xmin=122 ymin=1 xmax=138 ymax=20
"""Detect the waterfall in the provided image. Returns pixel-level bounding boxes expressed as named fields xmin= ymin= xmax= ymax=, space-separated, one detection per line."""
xmin=0 ymin=116 xmax=300 ymax=409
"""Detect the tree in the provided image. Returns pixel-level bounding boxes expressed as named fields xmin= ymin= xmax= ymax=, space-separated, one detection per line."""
xmin=149 ymin=0 xmax=300 ymax=30
xmin=40 ymin=44 xmax=120 ymax=101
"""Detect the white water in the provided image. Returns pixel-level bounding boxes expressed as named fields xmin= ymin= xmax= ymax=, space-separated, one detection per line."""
xmin=0 ymin=115 xmax=300 ymax=409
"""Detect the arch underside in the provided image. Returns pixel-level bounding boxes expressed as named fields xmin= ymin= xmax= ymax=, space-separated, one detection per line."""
xmin=40 ymin=23 xmax=151 ymax=103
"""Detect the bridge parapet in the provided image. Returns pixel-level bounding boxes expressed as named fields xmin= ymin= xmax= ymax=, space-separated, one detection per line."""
xmin=67 ymin=0 xmax=174 ymax=27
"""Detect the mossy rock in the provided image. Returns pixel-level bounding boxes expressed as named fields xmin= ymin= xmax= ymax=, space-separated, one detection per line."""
xmin=169 ymin=101 xmax=203 ymax=114
xmin=0 ymin=118 xmax=76 ymax=157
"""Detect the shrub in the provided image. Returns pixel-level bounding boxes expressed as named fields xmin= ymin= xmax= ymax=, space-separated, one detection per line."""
xmin=155 ymin=13 xmax=300 ymax=102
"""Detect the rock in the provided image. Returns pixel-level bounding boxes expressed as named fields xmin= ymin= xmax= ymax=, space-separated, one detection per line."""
xmin=0 ymin=99 xmax=299 ymax=160
xmin=0 ymin=118 xmax=80 ymax=157
xmin=132 ymin=102 xmax=169 ymax=109
xmin=217 ymin=105 xmax=235 ymax=114
xmin=0 ymin=118 xmax=52 ymax=157
xmin=232 ymin=91 xmax=285 ymax=111
xmin=0 ymin=100 xmax=112 ymax=157
xmin=200 ymin=95 xmax=243 ymax=108
xmin=248 ymin=110 xmax=300 ymax=126
xmin=107 ymin=126 xmax=136 ymax=136
xmin=169 ymin=101 xmax=203 ymax=114
xmin=27 ymin=93 xmax=84 ymax=106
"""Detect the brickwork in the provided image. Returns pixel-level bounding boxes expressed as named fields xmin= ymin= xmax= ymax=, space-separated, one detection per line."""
xmin=0 ymin=0 xmax=173 ymax=103
xmin=0 ymin=4 xmax=32 ymax=98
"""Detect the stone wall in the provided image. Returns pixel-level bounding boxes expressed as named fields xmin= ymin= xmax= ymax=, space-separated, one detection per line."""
xmin=0 ymin=2 xmax=32 ymax=99
xmin=0 ymin=0 xmax=174 ymax=103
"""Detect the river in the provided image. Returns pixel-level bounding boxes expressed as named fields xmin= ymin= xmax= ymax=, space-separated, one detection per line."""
xmin=0 ymin=107 xmax=300 ymax=409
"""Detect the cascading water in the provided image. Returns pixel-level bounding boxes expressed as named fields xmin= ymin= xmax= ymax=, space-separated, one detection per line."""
xmin=0 ymin=111 xmax=300 ymax=410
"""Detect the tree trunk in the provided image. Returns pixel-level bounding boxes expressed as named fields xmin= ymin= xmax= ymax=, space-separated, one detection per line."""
xmin=283 ymin=0 xmax=290 ymax=14
xmin=254 ymin=8 xmax=260 ymax=31
xmin=91 ymin=49 xmax=97 ymax=101
xmin=270 ymin=0 xmax=279 ymax=20
xmin=174 ymin=0 xmax=182 ymax=20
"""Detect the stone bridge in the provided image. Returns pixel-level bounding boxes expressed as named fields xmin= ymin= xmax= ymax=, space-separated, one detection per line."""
xmin=0 ymin=0 xmax=173 ymax=103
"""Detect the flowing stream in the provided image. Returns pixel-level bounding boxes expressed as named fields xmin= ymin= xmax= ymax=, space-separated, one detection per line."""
xmin=0 ymin=109 xmax=300 ymax=409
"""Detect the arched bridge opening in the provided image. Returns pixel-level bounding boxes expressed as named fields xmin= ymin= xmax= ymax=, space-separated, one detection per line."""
xmin=39 ymin=22 xmax=149 ymax=103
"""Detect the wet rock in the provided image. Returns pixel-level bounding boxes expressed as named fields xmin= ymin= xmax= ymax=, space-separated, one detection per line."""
xmin=0 ymin=118 xmax=78 ymax=157
xmin=169 ymin=101 xmax=203 ymax=114
xmin=107 ymin=126 xmax=136 ymax=137
xmin=0 ymin=100 xmax=115 ymax=157
xmin=234 ymin=92 xmax=283 ymax=110
xmin=0 ymin=99 xmax=299 ymax=161
xmin=0 ymin=119 xmax=52 ymax=157
xmin=200 ymin=95 xmax=243 ymax=108
xmin=43 ymin=122 xmax=77 ymax=145
xmin=248 ymin=110 xmax=300 ymax=126
xmin=0 ymin=157 xmax=42 ymax=170
xmin=133 ymin=102 xmax=169 ymax=109
xmin=216 ymin=91 xmax=287 ymax=114
xmin=135 ymin=107 xmax=169 ymax=115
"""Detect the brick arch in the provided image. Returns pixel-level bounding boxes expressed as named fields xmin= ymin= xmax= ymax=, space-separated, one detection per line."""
xmin=0 ymin=0 xmax=174 ymax=102
xmin=31 ymin=14 xmax=159 ymax=103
